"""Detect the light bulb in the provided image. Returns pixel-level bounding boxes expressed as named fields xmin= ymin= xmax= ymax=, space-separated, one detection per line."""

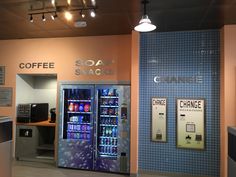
xmin=51 ymin=0 xmax=55 ymax=6
xmin=134 ymin=15 xmax=156 ymax=32
xmin=91 ymin=0 xmax=96 ymax=6
xmin=51 ymin=12 xmax=57 ymax=20
xmin=51 ymin=14 xmax=55 ymax=20
xmin=90 ymin=10 xmax=96 ymax=18
xmin=30 ymin=14 xmax=33 ymax=23
xmin=80 ymin=11 xmax=85 ymax=18
xmin=42 ymin=14 xmax=46 ymax=22
xmin=64 ymin=11 xmax=73 ymax=21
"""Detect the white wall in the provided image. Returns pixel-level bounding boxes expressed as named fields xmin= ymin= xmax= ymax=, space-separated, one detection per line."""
xmin=16 ymin=75 xmax=35 ymax=105
xmin=16 ymin=75 xmax=57 ymax=112
xmin=33 ymin=76 xmax=57 ymax=110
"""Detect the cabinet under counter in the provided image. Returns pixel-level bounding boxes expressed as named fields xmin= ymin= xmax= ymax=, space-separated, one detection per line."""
xmin=15 ymin=120 xmax=56 ymax=163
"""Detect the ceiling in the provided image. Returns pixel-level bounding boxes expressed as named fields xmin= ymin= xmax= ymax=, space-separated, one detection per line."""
xmin=0 ymin=0 xmax=235 ymax=40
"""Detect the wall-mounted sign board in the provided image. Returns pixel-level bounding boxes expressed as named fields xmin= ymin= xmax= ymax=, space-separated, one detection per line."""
xmin=0 ymin=66 xmax=5 ymax=85
xmin=176 ymin=99 xmax=205 ymax=150
xmin=151 ymin=97 xmax=167 ymax=142
xmin=0 ymin=87 xmax=12 ymax=107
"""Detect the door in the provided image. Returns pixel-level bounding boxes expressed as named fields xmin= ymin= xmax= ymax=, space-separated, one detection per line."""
xmin=94 ymin=85 xmax=130 ymax=173
xmin=58 ymin=84 xmax=94 ymax=170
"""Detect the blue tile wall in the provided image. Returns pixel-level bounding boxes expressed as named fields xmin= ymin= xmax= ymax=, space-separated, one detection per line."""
xmin=139 ymin=30 xmax=220 ymax=176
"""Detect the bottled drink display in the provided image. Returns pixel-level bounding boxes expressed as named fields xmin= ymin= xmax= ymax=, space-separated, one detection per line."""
xmin=58 ymin=84 xmax=130 ymax=173
xmin=64 ymin=89 xmax=92 ymax=140
xmin=97 ymin=88 xmax=119 ymax=157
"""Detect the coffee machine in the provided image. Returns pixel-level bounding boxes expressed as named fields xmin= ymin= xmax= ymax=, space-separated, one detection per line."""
xmin=50 ymin=108 xmax=56 ymax=123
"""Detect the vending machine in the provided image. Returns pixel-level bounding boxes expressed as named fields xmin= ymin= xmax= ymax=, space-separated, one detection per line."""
xmin=58 ymin=84 xmax=130 ymax=174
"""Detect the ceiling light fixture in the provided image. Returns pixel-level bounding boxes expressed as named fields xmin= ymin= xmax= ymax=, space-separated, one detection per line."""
xmin=67 ymin=0 xmax=71 ymax=5
xmin=30 ymin=14 xmax=33 ymax=22
xmin=51 ymin=0 xmax=55 ymax=6
xmin=51 ymin=12 xmax=57 ymax=20
xmin=91 ymin=0 xmax=96 ymax=6
xmin=80 ymin=10 xmax=85 ymax=18
xmin=51 ymin=14 xmax=55 ymax=20
xmin=90 ymin=9 xmax=96 ymax=18
xmin=28 ymin=0 xmax=97 ymax=23
xmin=42 ymin=13 xmax=46 ymax=21
xmin=64 ymin=11 xmax=73 ymax=20
xmin=134 ymin=0 xmax=156 ymax=32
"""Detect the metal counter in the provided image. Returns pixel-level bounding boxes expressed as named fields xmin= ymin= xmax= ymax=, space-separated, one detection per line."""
xmin=0 ymin=116 xmax=12 ymax=177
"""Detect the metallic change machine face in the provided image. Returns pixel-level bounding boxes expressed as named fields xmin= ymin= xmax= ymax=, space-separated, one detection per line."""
xmin=0 ymin=117 xmax=12 ymax=177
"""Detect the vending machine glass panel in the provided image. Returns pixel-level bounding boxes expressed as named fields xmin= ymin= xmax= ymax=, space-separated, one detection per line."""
xmin=97 ymin=88 xmax=119 ymax=158
xmin=63 ymin=89 xmax=92 ymax=141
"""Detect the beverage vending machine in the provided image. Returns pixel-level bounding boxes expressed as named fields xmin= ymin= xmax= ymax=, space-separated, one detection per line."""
xmin=58 ymin=84 xmax=130 ymax=174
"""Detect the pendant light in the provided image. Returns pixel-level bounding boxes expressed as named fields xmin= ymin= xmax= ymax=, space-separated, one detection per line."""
xmin=134 ymin=0 xmax=156 ymax=32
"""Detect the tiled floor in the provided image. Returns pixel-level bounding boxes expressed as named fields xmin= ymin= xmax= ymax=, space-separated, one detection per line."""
xmin=12 ymin=160 xmax=200 ymax=177
xmin=12 ymin=161 xmax=132 ymax=177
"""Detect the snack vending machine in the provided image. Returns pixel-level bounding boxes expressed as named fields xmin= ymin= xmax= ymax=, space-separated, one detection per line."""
xmin=58 ymin=84 xmax=130 ymax=174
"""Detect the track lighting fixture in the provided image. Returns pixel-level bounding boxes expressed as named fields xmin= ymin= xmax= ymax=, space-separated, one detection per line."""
xmin=51 ymin=0 xmax=55 ymax=6
xmin=51 ymin=12 xmax=57 ymax=20
xmin=28 ymin=0 xmax=98 ymax=23
xmin=42 ymin=13 xmax=46 ymax=21
xmin=91 ymin=0 xmax=96 ymax=6
xmin=80 ymin=10 xmax=85 ymax=18
xmin=67 ymin=0 xmax=71 ymax=5
xmin=134 ymin=0 xmax=156 ymax=32
xmin=30 ymin=14 xmax=33 ymax=23
xmin=90 ymin=9 xmax=96 ymax=18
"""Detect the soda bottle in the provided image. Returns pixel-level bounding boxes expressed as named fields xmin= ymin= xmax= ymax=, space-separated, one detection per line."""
xmin=115 ymin=108 xmax=118 ymax=115
xmin=108 ymin=99 xmax=113 ymax=105
xmin=115 ymin=127 xmax=118 ymax=137
xmin=79 ymin=116 xmax=83 ymax=123
xmin=74 ymin=103 xmax=79 ymax=112
xmin=76 ymin=133 xmax=80 ymax=139
xmin=115 ymin=99 xmax=119 ymax=106
xmin=80 ymin=133 xmax=83 ymax=139
xmin=68 ymin=102 xmax=74 ymax=112
xmin=102 ymin=127 xmax=106 ymax=136
xmin=87 ymin=133 xmax=90 ymax=139
xmin=100 ymin=137 xmax=103 ymax=144
xmin=100 ymin=146 xmax=104 ymax=153
xmin=86 ymin=125 xmax=90 ymax=131
xmin=84 ymin=103 xmax=90 ymax=112
xmin=107 ymin=146 xmax=111 ymax=154
xmin=112 ymin=127 xmax=115 ymax=137
xmin=109 ymin=127 xmax=112 ymax=137
xmin=108 ymin=89 xmax=113 ymax=96
xmin=111 ymin=138 xmax=114 ymax=145
xmin=103 ymin=138 xmax=106 ymax=145
xmin=105 ymin=127 xmax=109 ymax=136
xmin=79 ymin=103 xmax=84 ymax=112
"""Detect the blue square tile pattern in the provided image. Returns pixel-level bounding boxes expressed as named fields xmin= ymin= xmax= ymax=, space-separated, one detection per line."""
xmin=139 ymin=30 xmax=220 ymax=177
